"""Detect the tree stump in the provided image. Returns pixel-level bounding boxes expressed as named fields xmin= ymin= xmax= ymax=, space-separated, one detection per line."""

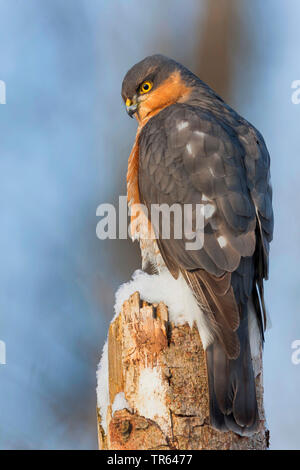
xmin=97 ymin=291 xmax=269 ymax=450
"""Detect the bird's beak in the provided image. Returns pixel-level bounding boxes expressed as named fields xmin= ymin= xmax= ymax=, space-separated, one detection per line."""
xmin=126 ymin=97 xmax=138 ymax=118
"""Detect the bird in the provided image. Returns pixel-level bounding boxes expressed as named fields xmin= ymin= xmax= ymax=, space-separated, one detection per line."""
xmin=121 ymin=54 xmax=273 ymax=436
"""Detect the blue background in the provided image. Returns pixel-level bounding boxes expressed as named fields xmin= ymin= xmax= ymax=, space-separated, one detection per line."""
xmin=0 ymin=0 xmax=299 ymax=449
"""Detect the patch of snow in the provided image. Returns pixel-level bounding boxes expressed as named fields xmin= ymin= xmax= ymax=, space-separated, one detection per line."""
xmin=136 ymin=366 xmax=169 ymax=433
xmin=114 ymin=269 xmax=213 ymax=349
xmin=96 ymin=340 xmax=109 ymax=434
xmin=112 ymin=392 xmax=131 ymax=416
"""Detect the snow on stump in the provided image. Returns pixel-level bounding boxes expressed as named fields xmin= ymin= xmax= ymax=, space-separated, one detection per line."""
xmin=97 ymin=290 xmax=269 ymax=450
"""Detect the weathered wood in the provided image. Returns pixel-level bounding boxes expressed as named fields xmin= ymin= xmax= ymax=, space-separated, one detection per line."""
xmin=97 ymin=292 xmax=269 ymax=450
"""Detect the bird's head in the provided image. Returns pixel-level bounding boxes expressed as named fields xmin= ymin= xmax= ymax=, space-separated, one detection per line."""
xmin=121 ymin=55 xmax=195 ymax=123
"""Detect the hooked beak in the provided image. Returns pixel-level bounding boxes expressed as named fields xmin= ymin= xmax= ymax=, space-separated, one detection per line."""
xmin=126 ymin=98 xmax=138 ymax=118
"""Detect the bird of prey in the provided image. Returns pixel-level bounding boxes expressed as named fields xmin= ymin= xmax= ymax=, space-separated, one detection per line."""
xmin=121 ymin=55 xmax=273 ymax=436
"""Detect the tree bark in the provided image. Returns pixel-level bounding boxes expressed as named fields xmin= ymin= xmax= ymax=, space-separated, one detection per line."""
xmin=97 ymin=291 xmax=269 ymax=450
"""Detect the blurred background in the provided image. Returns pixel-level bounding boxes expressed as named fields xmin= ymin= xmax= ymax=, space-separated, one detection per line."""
xmin=0 ymin=0 xmax=299 ymax=450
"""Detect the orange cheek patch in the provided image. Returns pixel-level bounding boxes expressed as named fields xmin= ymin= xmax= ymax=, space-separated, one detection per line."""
xmin=137 ymin=71 xmax=191 ymax=124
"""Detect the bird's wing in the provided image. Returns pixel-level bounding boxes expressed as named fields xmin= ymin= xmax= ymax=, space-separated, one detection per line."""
xmin=138 ymin=103 xmax=272 ymax=352
xmin=138 ymin=103 xmax=273 ymax=434
xmin=236 ymin=119 xmax=274 ymax=330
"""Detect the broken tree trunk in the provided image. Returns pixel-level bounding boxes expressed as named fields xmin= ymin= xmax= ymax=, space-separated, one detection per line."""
xmin=97 ymin=292 xmax=269 ymax=450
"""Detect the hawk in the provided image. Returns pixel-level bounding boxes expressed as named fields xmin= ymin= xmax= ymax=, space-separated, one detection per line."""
xmin=121 ymin=55 xmax=273 ymax=435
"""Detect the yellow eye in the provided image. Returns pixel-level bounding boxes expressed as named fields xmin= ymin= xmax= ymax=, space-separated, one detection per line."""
xmin=140 ymin=81 xmax=153 ymax=94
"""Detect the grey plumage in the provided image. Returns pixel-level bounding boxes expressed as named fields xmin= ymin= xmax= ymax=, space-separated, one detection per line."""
xmin=123 ymin=55 xmax=273 ymax=435
xmin=138 ymin=104 xmax=272 ymax=435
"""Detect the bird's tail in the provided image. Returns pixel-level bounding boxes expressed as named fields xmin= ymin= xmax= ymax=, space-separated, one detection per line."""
xmin=205 ymin=303 xmax=259 ymax=436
